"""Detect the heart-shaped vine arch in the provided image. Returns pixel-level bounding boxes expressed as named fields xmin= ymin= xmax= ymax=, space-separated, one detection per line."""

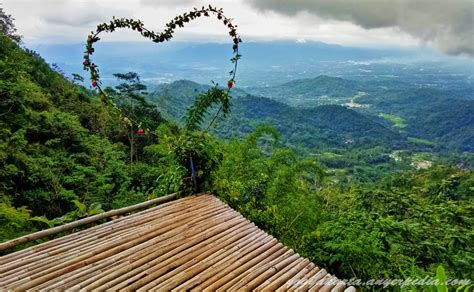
xmin=82 ymin=5 xmax=242 ymax=133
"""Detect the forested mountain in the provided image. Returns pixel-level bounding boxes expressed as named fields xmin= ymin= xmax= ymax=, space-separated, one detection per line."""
xmin=220 ymin=98 xmax=403 ymax=149
xmin=358 ymin=89 xmax=474 ymax=152
xmin=247 ymin=75 xmax=365 ymax=104
xmin=149 ymin=80 xmax=402 ymax=149
xmin=1 ymin=27 xmax=473 ymax=290
xmin=149 ymin=77 xmax=474 ymax=153
xmin=0 ymin=35 xmax=153 ymax=223
xmin=242 ymin=75 xmax=474 ymax=152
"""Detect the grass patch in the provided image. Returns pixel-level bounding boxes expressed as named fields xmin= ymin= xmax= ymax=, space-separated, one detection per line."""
xmin=379 ymin=113 xmax=407 ymax=129
xmin=408 ymin=137 xmax=436 ymax=146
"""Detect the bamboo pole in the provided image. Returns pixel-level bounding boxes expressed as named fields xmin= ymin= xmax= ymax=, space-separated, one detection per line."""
xmin=28 ymin=197 xmax=215 ymax=271
xmin=212 ymin=243 xmax=288 ymax=291
xmin=10 ymin=204 xmax=227 ymax=290
xmin=224 ymin=249 xmax=296 ymax=290
xmin=289 ymin=266 xmax=321 ymax=292
xmin=256 ymin=258 xmax=311 ymax=291
xmin=175 ymin=234 xmax=273 ymax=291
xmin=330 ymin=281 xmax=347 ymax=292
xmin=194 ymin=239 xmax=280 ymax=291
xmin=298 ymin=269 xmax=328 ymax=292
xmin=1 ymin=226 xmax=138 ymax=280
xmin=254 ymin=258 xmax=303 ymax=291
xmin=28 ymin=202 xmax=224 ymax=290
xmin=81 ymin=213 xmax=245 ymax=290
xmin=319 ymin=277 xmax=342 ymax=292
xmin=1 ymin=194 xmax=353 ymax=291
xmin=241 ymin=252 xmax=301 ymax=291
xmin=1 ymin=196 xmax=213 ymax=286
xmin=159 ymin=228 xmax=265 ymax=291
xmin=48 ymin=206 xmax=237 ymax=290
xmin=132 ymin=221 xmax=255 ymax=291
xmin=60 ymin=206 xmax=235 ymax=290
xmin=165 ymin=231 xmax=268 ymax=291
xmin=308 ymin=274 xmax=336 ymax=292
xmin=0 ymin=193 xmax=178 ymax=252
xmin=0 ymin=195 xmax=202 ymax=265
xmin=276 ymin=262 xmax=316 ymax=291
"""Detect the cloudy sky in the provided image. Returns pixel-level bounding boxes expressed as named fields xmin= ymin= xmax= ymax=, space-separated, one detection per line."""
xmin=3 ymin=0 xmax=473 ymax=56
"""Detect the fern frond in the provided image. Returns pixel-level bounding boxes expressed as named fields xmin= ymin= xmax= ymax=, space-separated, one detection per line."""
xmin=185 ymin=86 xmax=231 ymax=132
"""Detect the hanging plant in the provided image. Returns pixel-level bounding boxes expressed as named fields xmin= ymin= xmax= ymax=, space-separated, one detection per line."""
xmin=83 ymin=5 xmax=242 ymax=132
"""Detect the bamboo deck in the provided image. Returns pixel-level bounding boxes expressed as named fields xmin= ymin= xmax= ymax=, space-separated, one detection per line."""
xmin=0 ymin=194 xmax=354 ymax=291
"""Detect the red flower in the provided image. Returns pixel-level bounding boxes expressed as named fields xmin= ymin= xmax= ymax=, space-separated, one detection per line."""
xmin=83 ymin=60 xmax=89 ymax=66
xmin=137 ymin=128 xmax=144 ymax=135
xmin=227 ymin=80 xmax=233 ymax=89
xmin=92 ymin=81 xmax=97 ymax=87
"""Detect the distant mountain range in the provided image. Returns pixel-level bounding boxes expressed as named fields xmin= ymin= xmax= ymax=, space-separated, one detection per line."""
xmin=30 ymin=40 xmax=473 ymax=88
xmin=148 ymin=76 xmax=474 ymax=152
xmin=29 ymin=40 xmax=473 ymax=152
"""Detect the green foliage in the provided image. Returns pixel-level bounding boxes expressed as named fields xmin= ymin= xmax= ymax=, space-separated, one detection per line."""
xmin=30 ymin=200 xmax=103 ymax=229
xmin=212 ymin=125 xmax=325 ymax=243
xmin=0 ymin=201 xmax=33 ymax=240
xmin=436 ymin=265 xmax=447 ymax=292
xmin=247 ymin=75 xmax=362 ymax=107
xmin=359 ymin=88 xmax=474 ymax=152
xmin=0 ymin=6 xmax=21 ymax=42
xmin=212 ymin=124 xmax=473 ymax=287
xmin=408 ymin=136 xmax=436 ymax=146
xmin=150 ymin=81 xmax=404 ymax=149
xmin=147 ymin=122 xmax=222 ymax=194
xmin=301 ymin=166 xmax=473 ymax=281
xmin=185 ymin=86 xmax=231 ymax=132
xmin=0 ymin=35 xmax=165 ymax=242
xmin=380 ymin=112 xmax=406 ymax=129
xmin=105 ymin=72 xmax=164 ymax=163
xmin=1 ymin=24 xmax=473 ymax=292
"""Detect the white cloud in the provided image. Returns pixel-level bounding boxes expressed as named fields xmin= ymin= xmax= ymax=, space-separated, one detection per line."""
xmin=2 ymin=0 xmax=470 ymax=56
xmin=40 ymin=0 xmax=126 ymax=27
xmin=140 ymin=0 xmax=196 ymax=7
xmin=245 ymin=0 xmax=474 ymax=56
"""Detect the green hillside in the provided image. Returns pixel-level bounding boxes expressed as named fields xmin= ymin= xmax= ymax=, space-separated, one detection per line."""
xmin=359 ymin=89 xmax=474 ymax=152
xmin=150 ymin=80 xmax=403 ymax=149
xmin=0 ymin=35 xmax=161 ymax=222
xmin=246 ymin=75 xmax=364 ymax=107
xmin=1 ymin=34 xmax=473 ymax=288
xmin=244 ymin=75 xmax=474 ymax=153
xmin=148 ymin=80 xmax=211 ymax=122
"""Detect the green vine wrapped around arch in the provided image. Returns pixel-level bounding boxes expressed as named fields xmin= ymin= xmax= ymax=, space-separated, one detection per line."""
xmin=82 ymin=5 xmax=242 ymax=132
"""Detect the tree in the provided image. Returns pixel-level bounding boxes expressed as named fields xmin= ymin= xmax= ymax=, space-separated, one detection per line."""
xmin=71 ymin=73 xmax=84 ymax=84
xmin=111 ymin=72 xmax=146 ymax=164
xmin=0 ymin=7 xmax=21 ymax=42
xmin=108 ymin=72 xmax=162 ymax=164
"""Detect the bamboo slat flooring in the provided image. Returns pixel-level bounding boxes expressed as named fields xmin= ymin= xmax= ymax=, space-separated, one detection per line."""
xmin=0 ymin=194 xmax=354 ymax=291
